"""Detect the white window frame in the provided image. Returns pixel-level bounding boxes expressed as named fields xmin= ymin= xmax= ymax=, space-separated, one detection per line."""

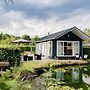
xmin=46 ymin=41 xmax=53 ymax=56
xmin=57 ymin=41 xmax=80 ymax=56
xmin=73 ymin=41 xmax=80 ymax=56
xmin=49 ymin=41 xmax=53 ymax=56
xmin=57 ymin=41 xmax=64 ymax=56
xmin=36 ymin=43 xmax=39 ymax=54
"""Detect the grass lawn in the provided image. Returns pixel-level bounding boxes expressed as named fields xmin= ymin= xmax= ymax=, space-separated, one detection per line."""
xmin=20 ymin=60 xmax=88 ymax=71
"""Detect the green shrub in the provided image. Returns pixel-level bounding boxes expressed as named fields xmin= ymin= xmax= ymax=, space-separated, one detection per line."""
xmin=0 ymin=46 xmax=21 ymax=66
xmin=20 ymin=45 xmax=35 ymax=53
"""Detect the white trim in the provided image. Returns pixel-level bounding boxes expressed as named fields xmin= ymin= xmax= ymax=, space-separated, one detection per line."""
xmin=46 ymin=41 xmax=53 ymax=56
xmin=50 ymin=41 xmax=53 ymax=56
xmin=73 ymin=41 xmax=80 ymax=55
xmin=57 ymin=41 xmax=80 ymax=57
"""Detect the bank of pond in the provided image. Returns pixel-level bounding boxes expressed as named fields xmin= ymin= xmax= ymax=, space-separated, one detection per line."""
xmin=19 ymin=64 xmax=90 ymax=90
xmin=0 ymin=62 xmax=90 ymax=90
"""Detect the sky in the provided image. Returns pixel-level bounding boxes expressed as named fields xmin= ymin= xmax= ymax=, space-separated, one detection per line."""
xmin=0 ymin=0 xmax=90 ymax=37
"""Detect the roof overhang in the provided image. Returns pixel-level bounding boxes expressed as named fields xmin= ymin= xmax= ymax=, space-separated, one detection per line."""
xmin=71 ymin=27 xmax=90 ymax=41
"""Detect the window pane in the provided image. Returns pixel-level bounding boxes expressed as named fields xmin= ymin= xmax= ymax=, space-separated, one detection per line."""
xmin=36 ymin=44 xmax=39 ymax=54
xmin=46 ymin=41 xmax=52 ymax=56
xmin=74 ymin=42 xmax=79 ymax=55
xmin=49 ymin=41 xmax=52 ymax=55
xmin=58 ymin=42 xmax=64 ymax=55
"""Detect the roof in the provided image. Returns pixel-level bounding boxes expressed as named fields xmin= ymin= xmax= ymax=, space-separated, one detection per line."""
xmin=12 ymin=39 xmax=31 ymax=43
xmin=37 ymin=26 xmax=90 ymax=42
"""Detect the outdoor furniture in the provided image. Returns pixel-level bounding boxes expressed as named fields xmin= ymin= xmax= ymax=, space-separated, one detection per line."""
xmin=83 ymin=55 xmax=88 ymax=60
xmin=75 ymin=55 xmax=80 ymax=60
xmin=28 ymin=56 xmax=33 ymax=61
xmin=27 ymin=53 xmax=34 ymax=61
xmin=24 ymin=55 xmax=28 ymax=61
xmin=34 ymin=54 xmax=41 ymax=60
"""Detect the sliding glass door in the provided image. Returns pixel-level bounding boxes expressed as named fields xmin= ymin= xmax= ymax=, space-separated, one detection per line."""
xmin=57 ymin=41 xmax=79 ymax=56
xmin=57 ymin=42 xmax=64 ymax=56
xmin=64 ymin=42 xmax=72 ymax=55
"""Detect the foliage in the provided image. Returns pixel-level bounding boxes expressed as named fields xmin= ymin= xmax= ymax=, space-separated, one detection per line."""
xmin=0 ymin=66 xmax=33 ymax=90
xmin=0 ymin=33 xmax=18 ymax=45
xmin=1 ymin=63 xmax=90 ymax=90
xmin=19 ymin=45 xmax=35 ymax=53
xmin=0 ymin=46 xmax=21 ymax=66
xmin=0 ymin=33 xmax=39 ymax=53
xmin=0 ymin=67 xmax=23 ymax=90
xmin=31 ymin=35 xmax=39 ymax=45
xmin=32 ymin=64 xmax=74 ymax=90
xmin=0 ymin=33 xmax=39 ymax=45
xmin=22 ymin=34 xmax=31 ymax=40
xmin=84 ymin=28 xmax=90 ymax=36
xmin=83 ymin=28 xmax=90 ymax=43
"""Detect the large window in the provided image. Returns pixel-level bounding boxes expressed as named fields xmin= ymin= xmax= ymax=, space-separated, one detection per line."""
xmin=36 ymin=43 xmax=39 ymax=54
xmin=57 ymin=42 xmax=64 ymax=56
xmin=73 ymin=42 xmax=79 ymax=55
xmin=42 ymin=42 xmax=46 ymax=55
xmin=36 ymin=43 xmax=42 ymax=54
xmin=49 ymin=41 xmax=52 ymax=56
xmin=57 ymin=41 xmax=79 ymax=56
xmin=46 ymin=41 xmax=52 ymax=56
xmin=36 ymin=41 xmax=52 ymax=56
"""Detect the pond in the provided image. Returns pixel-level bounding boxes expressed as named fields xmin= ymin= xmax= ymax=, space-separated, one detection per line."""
xmin=53 ymin=65 xmax=90 ymax=90
xmin=32 ymin=65 xmax=90 ymax=90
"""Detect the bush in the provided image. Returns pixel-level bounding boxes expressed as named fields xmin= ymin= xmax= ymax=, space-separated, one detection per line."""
xmin=19 ymin=45 xmax=35 ymax=53
xmin=0 ymin=46 xmax=21 ymax=66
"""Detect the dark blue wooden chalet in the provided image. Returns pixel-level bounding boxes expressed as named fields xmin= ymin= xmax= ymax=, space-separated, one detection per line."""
xmin=36 ymin=27 xmax=90 ymax=59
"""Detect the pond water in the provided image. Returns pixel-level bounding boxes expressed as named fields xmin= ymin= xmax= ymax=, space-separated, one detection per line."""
xmin=51 ymin=65 xmax=90 ymax=89
xmin=32 ymin=65 xmax=90 ymax=90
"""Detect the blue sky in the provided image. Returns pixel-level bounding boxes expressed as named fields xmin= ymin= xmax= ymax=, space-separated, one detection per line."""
xmin=0 ymin=0 xmax=90 ymax=37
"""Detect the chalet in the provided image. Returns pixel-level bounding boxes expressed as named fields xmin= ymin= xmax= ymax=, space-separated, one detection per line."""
xmin=36 ymin=27 xmax=90 ymax=59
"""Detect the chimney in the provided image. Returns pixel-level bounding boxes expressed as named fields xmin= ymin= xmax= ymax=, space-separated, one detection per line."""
xmin=48 ymin=32 xmax=50 ymax=35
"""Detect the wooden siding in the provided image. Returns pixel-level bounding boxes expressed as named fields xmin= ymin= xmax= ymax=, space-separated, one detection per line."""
xmin=52 ymin=32 xmax=83 ymax=59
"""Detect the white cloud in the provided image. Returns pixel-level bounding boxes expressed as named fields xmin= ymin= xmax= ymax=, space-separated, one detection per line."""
xmin=0 ymin=7 xmax=90 ymax=37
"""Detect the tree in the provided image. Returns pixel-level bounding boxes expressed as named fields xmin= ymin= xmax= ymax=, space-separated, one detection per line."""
xmin=0 ymin=33 xmax=10 ymax=40
xmin=84 ymin=28 xmax=90 ymax=36
xmin=33 ymin=35 xmax=39 ymax=41
xmin=31 ymin=36 xmax=39 ymax=45
xmin=83 ymin=28 xmax=90 ymax=43
xmin=22 ymin=34 xmax=31 ymax=40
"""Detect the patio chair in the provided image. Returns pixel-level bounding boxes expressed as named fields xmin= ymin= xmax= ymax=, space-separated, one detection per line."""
xmin=83 ymin=55 xmax=88 ymax=60
xmin=75 ymin=54 xmax=80 ymax=60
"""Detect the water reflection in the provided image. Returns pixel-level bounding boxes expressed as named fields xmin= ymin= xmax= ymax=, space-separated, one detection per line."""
xmin=53 ymin=65 xmax=90 ymax=89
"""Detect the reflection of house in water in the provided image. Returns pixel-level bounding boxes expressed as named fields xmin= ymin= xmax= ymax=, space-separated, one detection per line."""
xmin=55 ymin=67 xmax=90 ymax=89
xmin=72 ymin=68 xmax=80 ymax=83
xmin=55 ymin=68 xmax=82 ymax=84
xmin=56 ymin=72 xmax=64 ymax=81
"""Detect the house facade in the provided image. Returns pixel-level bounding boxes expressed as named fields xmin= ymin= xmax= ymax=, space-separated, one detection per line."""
xmin=36 ymin=27 xmax=90 ymax=59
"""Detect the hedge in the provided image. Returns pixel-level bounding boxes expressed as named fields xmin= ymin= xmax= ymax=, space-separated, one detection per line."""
xmin=0 ymin=46 xmax=21 ymax=66
xmin=0 ymin=45 xmax=35 ymax=67
xmin=19 ymin=46 xmax=35 ymax=53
